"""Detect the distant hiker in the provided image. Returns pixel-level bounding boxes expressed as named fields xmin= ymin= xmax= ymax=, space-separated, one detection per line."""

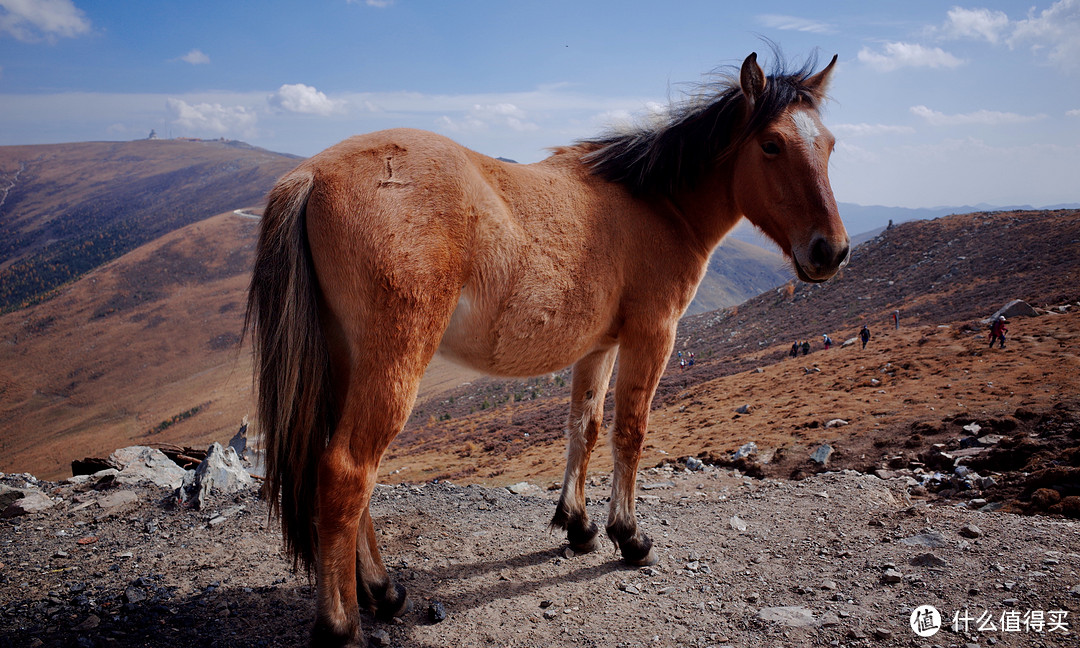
xmin=801 ymin=340 xmax=810 ymax=356
xmin=859 ymin=325 xmax=871 ymax=349
xmin=688 ymin=352 xmax=695 ymax=367
xmin=679 ymin=359 xmax=687 ymax=370
xmin=893 ymin=310 xmax=900 ymax=329
xmin=989 ymin=316 xmax=1008 ymax=348
xmin=823 ymin=334 xmax=832 ymax=350
xmin=790 ymin=341 xmax=799 ymax=358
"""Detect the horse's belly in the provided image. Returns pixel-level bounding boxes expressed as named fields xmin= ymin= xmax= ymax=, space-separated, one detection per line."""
xmin=438 ymin=292 xmax=607 ymax=377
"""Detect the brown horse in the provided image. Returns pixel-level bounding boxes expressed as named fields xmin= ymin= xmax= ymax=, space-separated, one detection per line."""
xmin=246 ymin=51 xmax=846 ymax=646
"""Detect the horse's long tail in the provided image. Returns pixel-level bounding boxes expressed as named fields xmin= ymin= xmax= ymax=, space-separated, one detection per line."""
xmin=245 ymin=168 xmax=331 ymax=574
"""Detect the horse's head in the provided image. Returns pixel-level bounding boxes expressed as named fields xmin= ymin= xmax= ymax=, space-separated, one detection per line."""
xmin=732 ymin=53 xmax=848 ymax=283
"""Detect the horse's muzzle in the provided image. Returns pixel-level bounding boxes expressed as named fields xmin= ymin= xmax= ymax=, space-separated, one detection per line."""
xmin=795 ymin=236 xmax=850 ymax=283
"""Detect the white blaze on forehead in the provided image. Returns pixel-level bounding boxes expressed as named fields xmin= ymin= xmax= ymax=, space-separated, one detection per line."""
xmin=791 ymin=110 xmax=821 ymax=150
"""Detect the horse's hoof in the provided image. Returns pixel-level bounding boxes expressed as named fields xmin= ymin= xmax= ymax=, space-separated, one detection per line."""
xmin=310 ymin=620 xmax=362 ymax=648
xmin=375 ymin=581 xmax=412 ymax=620
xmin=567 ymin=519 xmax=600 ymax=553
xmin=621 ymin=546 xmax=658 ymax=567
xmin=569 ymin=534 xmax=600 ymax=554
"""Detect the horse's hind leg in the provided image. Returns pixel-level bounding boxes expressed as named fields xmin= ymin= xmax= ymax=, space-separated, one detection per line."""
xmin=606 ymin=330 xmax=673 ymax=566
xmin=355 ymin=507 xmax=410 ymax=618
xmin=311 ymin=301 xmax=454 ymax=646
xmin=551 ymin=345 xmax=617 ymax=553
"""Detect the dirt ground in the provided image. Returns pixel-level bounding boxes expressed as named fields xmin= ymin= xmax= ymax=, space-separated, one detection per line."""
xmin=2 ymin=463 xmax=1078 ymax=648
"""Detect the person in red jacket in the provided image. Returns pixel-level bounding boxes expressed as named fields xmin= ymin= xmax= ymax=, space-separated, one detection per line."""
xmin=989 ymin=316 xmax=1008 ymax=348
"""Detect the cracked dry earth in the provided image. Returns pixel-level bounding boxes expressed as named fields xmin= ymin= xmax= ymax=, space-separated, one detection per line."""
xmin=2 ymin=464 xmax=1079 ymax=648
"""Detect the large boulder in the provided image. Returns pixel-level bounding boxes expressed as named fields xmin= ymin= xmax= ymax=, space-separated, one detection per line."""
xmin=1 ymin=486 xmax=56 ymax=517
xmin=178 ymin=442 xmax=254 ymax=509
xmin=987 ymin=299 xmax=1038 ymax=322
xmin=108 ymin=446 xmax=187 ymax=489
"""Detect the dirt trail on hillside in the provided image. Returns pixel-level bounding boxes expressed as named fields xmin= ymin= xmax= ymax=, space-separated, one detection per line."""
xmin=2 ymin=466 xmax=1078 ymax=648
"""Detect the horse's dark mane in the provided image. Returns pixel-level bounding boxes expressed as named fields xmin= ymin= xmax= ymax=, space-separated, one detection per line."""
xmin=581 ymin=53 xmax=824 ymax=197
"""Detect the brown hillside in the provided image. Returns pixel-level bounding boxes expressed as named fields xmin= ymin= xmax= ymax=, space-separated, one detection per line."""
xmin=0 ymin=211 xmax=478 ymax=480
xmin=684 ymin=235 xmax=791 ymax=315
xmin=0 ymin=139 xmax=300 ymax=311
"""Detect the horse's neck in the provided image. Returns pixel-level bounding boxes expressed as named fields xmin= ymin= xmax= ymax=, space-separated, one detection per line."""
xmin=666 ymin=167 xmax=743 ymax=256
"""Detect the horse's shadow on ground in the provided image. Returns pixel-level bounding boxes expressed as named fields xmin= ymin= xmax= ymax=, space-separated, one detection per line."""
xmin=386 ymin=541 xmax=633 ymax=626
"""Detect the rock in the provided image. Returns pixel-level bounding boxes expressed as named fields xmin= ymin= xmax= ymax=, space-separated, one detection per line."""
xmin=506 ymin=482 xmax=534 ymax=495
xmin=0 ymin=484 xmax=25 ymax=510
xmin=910 ymin=552 xmax=948 ymax=568
xmin=988 ymin=299 xmax=1038 ymax=322
xmin=901 ymin=532 xmax=947 ymax=548
xmin=370 ymin=629 xmax=391 ymax=646
xmin=732 ymin=442 xmax=757 ymax=460
xmin=959 ymin=524 xmax=982 ymax=539
xmin=543 ymin=609 xmax=557 ymax=620
xmin=1 ymin=488 xmax=55 ymax=517
xmin=841 ymin=337 xmax=856 ymax=348
xmin=427 ymin=600 xmax=446 ymax=623
xmin=109 ymin=446 xmax=187 ymax=489
xmin=756 ymin=605 xmax=816 ymax=627
xmin=810 ymin=444 xmax=833 ymax=466
xmin=735 ymin=404 xmax=752 ymax=415
xmin=881 ymin=568 xmax=903 ymax=584
xmin=97 ymin=490 xmax=139 ymax=513
xmin=872 ymin=627 xmax=893 ymax=640
xmin=825 ymin=419 xmax=848 ymax=428
xmin=962 ymin=422 xmax=982 ymax=435
xmin=641 ymin=481 xmax=675 ymax=490
xmin=178 ymin=443 xmax=254 ymax=509
xmin=685 ymin=457 xmax=704 ymax=471
xmin=729 ymin=515 xmax=747 ymax=532
xmin=227 ymin=418 xmax=248 ymax=458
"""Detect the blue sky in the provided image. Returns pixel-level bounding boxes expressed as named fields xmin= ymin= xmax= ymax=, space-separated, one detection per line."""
xmin=1 ymin=0 xmax=1078 ymax=209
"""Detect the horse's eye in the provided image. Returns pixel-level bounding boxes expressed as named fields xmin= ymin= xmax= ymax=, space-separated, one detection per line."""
xmin=761 ymin=141 xmax=781 ymax=156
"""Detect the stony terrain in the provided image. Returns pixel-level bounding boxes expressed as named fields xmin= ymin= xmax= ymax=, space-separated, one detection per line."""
xmin=2 ymin=455 xmax=1079 ymax=648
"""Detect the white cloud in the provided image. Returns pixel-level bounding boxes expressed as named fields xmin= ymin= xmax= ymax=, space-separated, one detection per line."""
xmin=1067 ymin=108 xmax=1080 ymax=117
xmin=857 ymin=42 xmax=964 ymax=72
xmin=437 ymin=103 xmax=538 ymax=133
xmin=268 ymin=83 xmax=344 ymax=116
xmin=910 ymin=105 xmax=1046 ymax=126
xmin=179 ymin=49 xmax=210 ymax=65
xmin=166 ymin=98 xmax=257 ymax=137
xmin=1008 ymin=0 xmax=1080 ymax=72
xmin=941 ymin=7 xmax=1010 ymax=44
xmin=831 ymin=123 xmax=916 ymax=137
xmin=0 ymin=0 xmax=90 ymax=42
xmin=756 ymin=14 xmax=834 ymax=34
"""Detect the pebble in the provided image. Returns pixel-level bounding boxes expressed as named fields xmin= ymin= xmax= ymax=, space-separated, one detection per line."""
xmin=881 ymin=569 xmax=903 ymax=584
xmin=427 ymin=600 xmax=446 ymax=623
xmin=873 ymin=627 xmax=892 ymax=640
xmin=729 ymin=515 xmax=747 ymax=532
xmin=959 ymin=524 xmax=983 ymax=539
xmin=909 ymin=552 xmax=948 ymax=568
xmin=543 ymin=609 xmax=557 ymax=620
xmin=370 ymin=629 xmax=391 ymax=646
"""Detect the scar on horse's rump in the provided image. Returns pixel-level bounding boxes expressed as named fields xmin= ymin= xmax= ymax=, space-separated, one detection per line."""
xmin=378 ymin=155 xmax=406 ymax=187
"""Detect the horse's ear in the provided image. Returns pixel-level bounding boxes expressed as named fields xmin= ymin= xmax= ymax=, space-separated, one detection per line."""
xmin=740 ymin=52 xmax=766 ymax=110
xmin=805 ymin=54 xmax=838 ymax=100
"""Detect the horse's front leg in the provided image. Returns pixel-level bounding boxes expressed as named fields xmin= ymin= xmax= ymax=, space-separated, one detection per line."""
xmin=551 ymin=345 xmax=618 ymax=553
xmin=606 ymin=329 xmax=674 ymax=566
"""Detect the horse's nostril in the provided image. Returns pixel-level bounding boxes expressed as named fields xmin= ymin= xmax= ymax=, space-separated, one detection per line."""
xmin=809 ymin=237 xmax=829 ymax=268
xmin=809 ymin=238 xmax=848 ymax=270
